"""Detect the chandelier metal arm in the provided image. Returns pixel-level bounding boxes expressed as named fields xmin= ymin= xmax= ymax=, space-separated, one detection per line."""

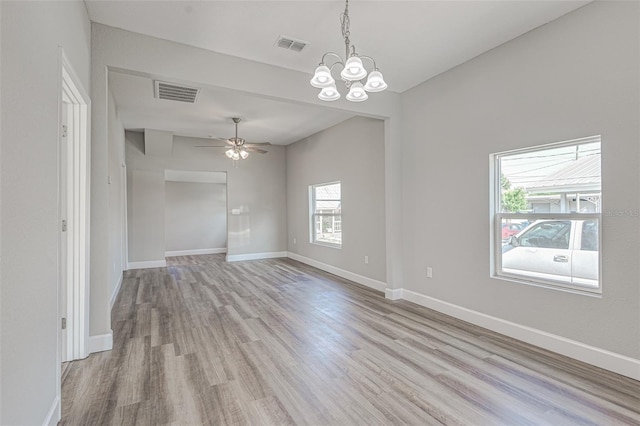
xmin=358 ymin=55 xmax=378 ymax=71
xmin=320 ymin=52 xmax=344 ymax=66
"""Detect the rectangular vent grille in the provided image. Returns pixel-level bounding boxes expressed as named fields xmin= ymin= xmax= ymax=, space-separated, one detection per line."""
xmin=154 ymin=81 xmax=200 ymax=103
xmin=275 ymin=36 xmax=308 ymax=53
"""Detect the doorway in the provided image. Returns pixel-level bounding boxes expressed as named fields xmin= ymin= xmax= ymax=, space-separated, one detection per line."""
xmin=163 ymin=170 xmax=228 ymax=257
xmin=58 ymin=49 xmax=91 ymax=373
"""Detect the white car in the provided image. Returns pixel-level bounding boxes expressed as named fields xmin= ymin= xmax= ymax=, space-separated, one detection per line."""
xmin=502 ymin=219 xmax=598 ymax=288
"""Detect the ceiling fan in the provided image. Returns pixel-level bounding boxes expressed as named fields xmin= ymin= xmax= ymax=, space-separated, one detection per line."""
xmin=197 ymin=117 xmax=271 ymax=160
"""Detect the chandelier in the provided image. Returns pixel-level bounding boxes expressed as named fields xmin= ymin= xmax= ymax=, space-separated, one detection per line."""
xmin=310 ymin=0 xmax=387 ymax=102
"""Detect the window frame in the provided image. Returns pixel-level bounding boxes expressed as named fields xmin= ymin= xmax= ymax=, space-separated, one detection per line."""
xmin=491 ymin=136 xmax=602 ymax=295
xmin=309 ymin=181 xmax=342 ymax=249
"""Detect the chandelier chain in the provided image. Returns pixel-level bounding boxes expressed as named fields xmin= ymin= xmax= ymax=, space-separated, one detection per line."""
xmin=341 ymin=0 xmax=351 ymax=57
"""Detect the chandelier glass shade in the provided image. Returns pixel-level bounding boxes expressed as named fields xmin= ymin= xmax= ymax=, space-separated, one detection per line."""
xmin=318 ymin=83 xmax=341 ymax=101
xmin=310 ymin=0 xmax=387 ymax=102
xmin=364 ymin=70 xmax=388 ymax=92
xmin=310 ymin=65 xmax=335 ymax=88
xmin=340 ymin=57 xmax=367 ymax=81
xmin=345 ymin=82 xmax=368 ymax=102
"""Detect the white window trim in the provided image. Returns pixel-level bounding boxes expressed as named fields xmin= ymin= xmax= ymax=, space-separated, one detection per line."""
xmin=309 ymin=181 xmax=342 ymax=249
xmin=490 ymin=136 xmax=602 ymax=295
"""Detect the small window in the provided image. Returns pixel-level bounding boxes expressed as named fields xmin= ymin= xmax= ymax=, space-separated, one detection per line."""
xmin=492 ymin=136 xmax=601 ymax=293
xmin=310 ymin=182 xmax=342 ymax=247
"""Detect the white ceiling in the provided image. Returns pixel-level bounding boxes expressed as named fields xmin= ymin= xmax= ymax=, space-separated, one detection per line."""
xmin=92 ymin=0 xmax=589 ymax=144
xmin=109 ymin=71 xmax=355 ymax=145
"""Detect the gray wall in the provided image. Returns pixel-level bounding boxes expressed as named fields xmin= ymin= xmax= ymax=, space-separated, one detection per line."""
xmin=91 ymin=22 xmax=402 ymax=340
xmin=165 ymin=182 xmax=227 ymax=253
xmin=401 ymin=1 xmax=639 ymax=358
xmin=107 ymin=90 xmax=126 ymax=306
xmin=127 ymin=168 xmax=165 ymax=262
xmin=287 ymin=116 xmax=386 ymax=283
xmin=0 ymin=1 xmax=91 ymax=423
xmin=126 ymin=131 xmax=287 ymax=262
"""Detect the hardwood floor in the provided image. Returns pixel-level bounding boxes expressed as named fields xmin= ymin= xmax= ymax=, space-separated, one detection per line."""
xmin=61 ymin=254 xmax=640 ymax=425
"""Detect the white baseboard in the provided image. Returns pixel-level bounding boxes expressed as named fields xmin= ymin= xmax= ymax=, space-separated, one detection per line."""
xmin=396 ymin=288 xmax=640 ymax=381
xmin=89 ymin=332 xmax=113 ymax=354
xmin=165 ymin=247 xmax=227 ymax=257
xmin=43 ymin=395 xmax=60 ymax=426
xmin=127 ymin=260 xmax=167 ymax=270
xmin=110 ymin=272 xmax=123 ymax=310
xmin=385 ymin=287 xmax=402 ymax=300
xmin=287 ymin=252 xmax=386 ymax=293
xmin=226 ymin=251 xmax=288 ymax=262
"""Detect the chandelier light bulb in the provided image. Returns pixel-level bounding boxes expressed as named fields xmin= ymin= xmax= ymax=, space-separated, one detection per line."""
xmin=346 ymin=82 xmax=368 ymax=102
xmin=225 ymin=149 xmax=235 ymax=158
xmin=364 ymin=70 xmax=388 ymax=92
xmin=231 ymin=150 xmax=240 ymax=161
xmin=310 ymin=65 xmax=335 ymax=88
xmin=340 ymin=56 xmax=367 ymax=81
xmin=240 ymin=149 xmax=249 ymax=159
xmin=318 ymin=84 xmax=341 ymax=101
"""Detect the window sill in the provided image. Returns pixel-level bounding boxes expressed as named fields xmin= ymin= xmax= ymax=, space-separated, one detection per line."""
xmin=311 ymin=241 xmax=342 ymax=250
xmin=492 ymin=273 xmax=602 ymax=298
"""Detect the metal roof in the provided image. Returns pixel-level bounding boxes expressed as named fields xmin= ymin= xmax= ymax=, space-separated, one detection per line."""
xmin=526 ymin=154 xmax=600 ymax=194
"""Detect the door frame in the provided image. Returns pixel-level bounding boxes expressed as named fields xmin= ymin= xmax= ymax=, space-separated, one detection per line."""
xmin=57 ymin=48 xmax=91 ymax=385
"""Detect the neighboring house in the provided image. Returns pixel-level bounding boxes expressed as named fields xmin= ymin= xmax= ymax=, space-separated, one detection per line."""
xmin=525 ymin=154 xmax=601 ymax=213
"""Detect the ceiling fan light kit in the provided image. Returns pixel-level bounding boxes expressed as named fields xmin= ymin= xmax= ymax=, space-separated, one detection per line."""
xmin=197 ymin=117 xmax=270 ymax=162
xmin=310 ymin=0 xmax=387 ymax=102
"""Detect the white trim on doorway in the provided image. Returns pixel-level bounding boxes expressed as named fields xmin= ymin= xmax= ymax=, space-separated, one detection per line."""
xmin=59 ymin=50 xmax=91 ymax=362
xmin=57 ymin=46 xmax=92 ymax=426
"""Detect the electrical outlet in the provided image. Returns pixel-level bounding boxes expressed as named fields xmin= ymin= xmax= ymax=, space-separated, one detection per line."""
xmin=293 ymin=237 xmax=297 ymax=245
xmin=364 ymin=255 xmax=369 ymax=264
xmin=426 ymin=267 xmax=433 ymax=278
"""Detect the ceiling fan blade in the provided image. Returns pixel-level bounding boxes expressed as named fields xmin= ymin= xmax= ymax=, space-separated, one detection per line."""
xmin=245 ymin=147 xmax=268 ymax=154
xmin=244 ymin=142 xmax=271 ymax=147
xmin=195 ymin=145 xmax=227 ymax=148
xmin=208 ymin=137 xmax=229 ymax=142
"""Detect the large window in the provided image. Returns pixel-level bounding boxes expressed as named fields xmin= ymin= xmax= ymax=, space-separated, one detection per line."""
xmin=310 ymin=182 xmax=342 ymax=247
xmin=492 ymin=136 xmax=601 ymax=293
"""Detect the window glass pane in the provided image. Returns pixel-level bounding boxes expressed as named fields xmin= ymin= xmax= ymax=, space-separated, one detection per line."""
xmin=580 ymin=220 xmax=598 ymax=251
xmin=500 ymin=142 xmax=601 ymax=214
xmin=315 ymin=214 xmax=342 ymax=245
xmin=311 ymin=182 xmax=342 ymax=247
xmin=519 ymin=221 xmax=571 ymax=249
xmin=495 ymin=137 xmax=601 ymax=291
xmin=315 ymin=183 xmax=341 ymax=201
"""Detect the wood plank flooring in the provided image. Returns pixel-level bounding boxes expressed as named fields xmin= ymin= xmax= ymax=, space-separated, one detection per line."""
xmin=61 ymin=254 xmax=640 ymax=425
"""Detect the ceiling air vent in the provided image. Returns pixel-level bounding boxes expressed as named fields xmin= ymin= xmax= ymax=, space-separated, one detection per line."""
xmin=154 ymin=81 xmax=200 ymax=103
xmin=275 ymin=36 xmax=308 ymax=53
